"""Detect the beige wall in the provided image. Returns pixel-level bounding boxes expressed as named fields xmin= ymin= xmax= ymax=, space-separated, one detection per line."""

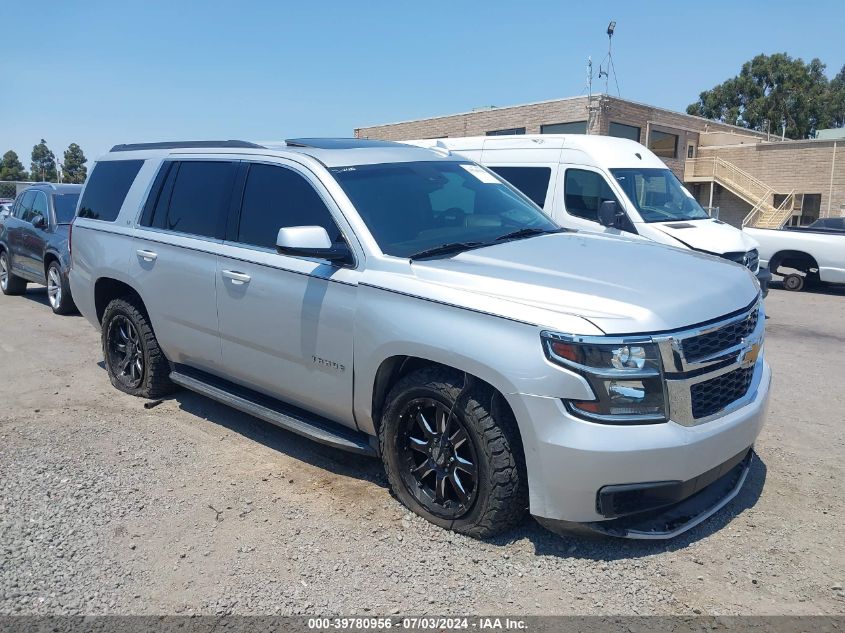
xmin=692 ymin=184 xmax=752 ymax=227
xmin=698 ymin=141 xmax=844 ymax=219
xmin=355 ymin=95 xmax=772 ymax=180
xmin=355 ymin=96 xmax=597 ymax=140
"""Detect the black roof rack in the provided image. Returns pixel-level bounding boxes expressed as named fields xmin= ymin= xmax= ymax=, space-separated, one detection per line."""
xmin=285 ymin=138 xmax=403 ymax=150
xmin=110 ymin=140 xmax=265 ymax=152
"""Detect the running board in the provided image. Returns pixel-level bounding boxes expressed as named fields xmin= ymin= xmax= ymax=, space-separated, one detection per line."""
xmin=169 ymin=368 xmax=377 ymax=457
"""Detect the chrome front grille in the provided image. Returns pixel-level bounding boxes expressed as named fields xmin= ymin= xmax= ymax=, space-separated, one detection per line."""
xmin=681 ymin=308 xmax=758 ymax=363
xmin=655 ymin=299 xmax=765 ymax=426
xmin=690 ymin=366 xmax=755 ymax=419
xmin=722 ymin=249 xmax=759 ymax=272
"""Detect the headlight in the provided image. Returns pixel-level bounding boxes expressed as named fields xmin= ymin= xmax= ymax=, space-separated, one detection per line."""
xmin=541 ymin=333 xmax=667 ymax=424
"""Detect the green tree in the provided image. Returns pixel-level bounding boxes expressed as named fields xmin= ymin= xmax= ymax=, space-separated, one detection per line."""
xmin=62 ymin=143 xmax=88 ymax=184
xmin=0 ymin=150 xmax=29 ymax=181
xmin=687 ymin=53 xmax=841 ymax=139
xmin=30 ymin=139 xmax=58 ymax=182
xmin=829 ymin=65 xmax=845 ymax=128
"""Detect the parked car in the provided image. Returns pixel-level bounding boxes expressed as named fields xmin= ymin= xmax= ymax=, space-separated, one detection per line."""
xmin=70 ymin=139 xmax=770 ymax=539
xmin=0 ymin=198 xmax=14 ymax=215
xmin=404 ymin=135 xmax=771 ymax=296
xmin=0 ymin=183 xmax=81 ymax=313
xmin=807 ymin=217 xmax=845 ymax=232
xmin=744 ymin=225 xmax=845 ymax=291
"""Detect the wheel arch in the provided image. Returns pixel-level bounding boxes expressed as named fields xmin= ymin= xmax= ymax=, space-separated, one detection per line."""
xmin=94 ymin=276 xmax=146 ymax=324
xmin=43 ymin=251 xmax=62 ymax=277
xmin=768 ymin=249 xmax=819 ymax=275
xmin=369 ymin=355 xmax=522 ymax=450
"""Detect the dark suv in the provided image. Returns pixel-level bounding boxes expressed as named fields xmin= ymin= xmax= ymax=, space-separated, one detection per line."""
xmin=0 ymin=183 xmax=82 ymax=314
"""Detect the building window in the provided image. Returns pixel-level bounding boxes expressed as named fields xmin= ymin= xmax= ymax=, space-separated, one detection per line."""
xmin=649 ymin=130 xmax=679 ymax=158
xmin=486 ymin=127 xmax=526 ymax=136
xmin=687 ymin=144 xmax=696 ymax=158
xmin=540 ymin=121 xmax=587 ymax=134
xmin=608 ymin=122 xmax=640 ymax=142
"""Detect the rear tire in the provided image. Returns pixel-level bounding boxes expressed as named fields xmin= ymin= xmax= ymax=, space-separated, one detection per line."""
xmin=379 ymin=367 xmax=528 ymax=538
xmin=783 ymin=273 xmax=804 ymax=292
xmin=46 ymin=261 xmax=76 ymax=315
xmin=101 ymin=297 xmax=175 ymax=399
xmin=0 ymin=251 xmax=27 ymax=296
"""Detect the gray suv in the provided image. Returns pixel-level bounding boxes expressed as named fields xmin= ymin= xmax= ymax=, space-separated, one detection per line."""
xmin=0 ymin=182 xmax=81 ymax=314
xmin=70 ymin=139 xmax=770 ymax=539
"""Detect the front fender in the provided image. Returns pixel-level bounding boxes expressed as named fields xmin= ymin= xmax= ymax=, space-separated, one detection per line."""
xmin=353 ymin=284 xmax=598 ymax=436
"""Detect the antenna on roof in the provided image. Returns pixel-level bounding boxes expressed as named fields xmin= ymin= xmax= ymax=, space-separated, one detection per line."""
xmin=597 ymin=20 xmax=620 ymax=96
xmin=584 ymin=56 xmax=593 ymax=97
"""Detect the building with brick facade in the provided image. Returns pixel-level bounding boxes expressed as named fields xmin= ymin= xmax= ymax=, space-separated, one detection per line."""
xmin=356 ymin=95 xmax=844 ymax=229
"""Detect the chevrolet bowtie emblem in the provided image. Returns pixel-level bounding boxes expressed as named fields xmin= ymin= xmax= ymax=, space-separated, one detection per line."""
xmin=740 ymin=340 xmax=761 ymax=366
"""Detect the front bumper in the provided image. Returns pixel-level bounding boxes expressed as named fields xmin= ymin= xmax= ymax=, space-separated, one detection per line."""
xmin=509 ymin=358 xmax=770 ymax=536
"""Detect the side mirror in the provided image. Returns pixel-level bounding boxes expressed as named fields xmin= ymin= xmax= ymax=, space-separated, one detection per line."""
xmin=598 ymin=200 xmax=622 ymax=228
xmin=276 ymin=226 xmax=352 ymax=264
xmin=32 ymin=213 xmax=48 ymax=229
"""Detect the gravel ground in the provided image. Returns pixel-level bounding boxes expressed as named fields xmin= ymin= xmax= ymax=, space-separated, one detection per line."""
xmin=1 ymin=282 xmax=844 ymax=616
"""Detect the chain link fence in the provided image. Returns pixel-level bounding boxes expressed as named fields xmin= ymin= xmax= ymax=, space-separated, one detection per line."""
xmin=0 ymin=181 xmax=36 ymax=199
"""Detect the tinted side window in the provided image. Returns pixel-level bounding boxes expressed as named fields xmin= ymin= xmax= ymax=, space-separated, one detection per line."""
xmin=31 ymin=192 xmax=49 ymax=222
xmin=564 ymin=169 xmax=619 ymax=222
xmin=78 ymin=160 xmax=144 ymax=221
xmin=237 ymin=163 xmax=341 ymax=249
xmin=15 ymin=191 xmax=35 ymax=219
xmin=151 ymin=161 xmax=235 ymax=239
xmin=488 ymin=166 xmax=551 ymax=208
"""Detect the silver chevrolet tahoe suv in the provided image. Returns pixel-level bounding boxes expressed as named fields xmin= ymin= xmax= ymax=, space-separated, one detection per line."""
xmin=69 ymin=138 xmax=770 ymax=539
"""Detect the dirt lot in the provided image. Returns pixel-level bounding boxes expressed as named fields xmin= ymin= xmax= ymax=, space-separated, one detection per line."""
xmin=1 ymin=282 xmax=844 ymax=616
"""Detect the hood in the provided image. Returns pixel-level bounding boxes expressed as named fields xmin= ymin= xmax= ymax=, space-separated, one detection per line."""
xmin=649 ymin=218 xmax=759 ymax=254
xmin=410 ymin=232 xmax=759 ymax=334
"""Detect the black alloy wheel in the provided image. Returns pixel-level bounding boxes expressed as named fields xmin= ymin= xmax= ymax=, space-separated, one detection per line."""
xmin=106 ymin=314 xmax=145 ymax=389
xmin=398 ymin=397 xmax=480 ymax=519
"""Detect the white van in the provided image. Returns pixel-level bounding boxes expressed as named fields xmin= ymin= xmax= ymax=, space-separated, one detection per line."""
xmin=405 ymin=135 xmax=770 ymax=294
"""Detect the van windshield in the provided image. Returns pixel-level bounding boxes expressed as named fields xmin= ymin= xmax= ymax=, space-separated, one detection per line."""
xmin=611 ymin=168 xmax=709 ymax=223
xmin=330 ymin=161 xmax=559 ymax=258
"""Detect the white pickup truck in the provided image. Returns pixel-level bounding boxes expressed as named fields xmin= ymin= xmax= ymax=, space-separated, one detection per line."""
xmin=744 ymin=226 xmax=845 ymax=291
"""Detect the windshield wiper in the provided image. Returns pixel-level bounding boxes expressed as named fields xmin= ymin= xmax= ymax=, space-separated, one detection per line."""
xmin=494 ymin=227 xmax=563 ymax=242
xmin=408 ymin=241 xmax=487 ymax=260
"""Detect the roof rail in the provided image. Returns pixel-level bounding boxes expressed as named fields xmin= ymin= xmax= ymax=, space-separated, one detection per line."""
xmin=110 ymin=140 xmax=265 ymax=152
xmin=285 ymin=138 xmax=403 ymax=149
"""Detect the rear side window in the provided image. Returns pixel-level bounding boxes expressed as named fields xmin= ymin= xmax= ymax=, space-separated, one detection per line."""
xmin=236 ymin=163 xmax=341 ymax=249
xmin=78 ymin=160 xmax=144 ymax=221
xmin=564 ymin=169 xmax=620 ymax=222
xmin=53 ymin=194 xmax=80 ymax=224
xmin=488 ymin=166 xmax=551 ymax=208
xmin=31 ymin=191 xmax=49 ymax=222
xmin=147 ymin=161 xmax=235 ymax=239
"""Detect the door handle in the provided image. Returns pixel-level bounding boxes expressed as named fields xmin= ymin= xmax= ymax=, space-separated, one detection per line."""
xmin=222 ymin=270 xmax=251 ymax=285
xmin=136 ymin=249 xmax=158 ymax=262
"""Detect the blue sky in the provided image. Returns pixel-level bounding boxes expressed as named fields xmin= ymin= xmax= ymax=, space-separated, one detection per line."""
xmin=2 ymin=0 xmax=843 ymax=169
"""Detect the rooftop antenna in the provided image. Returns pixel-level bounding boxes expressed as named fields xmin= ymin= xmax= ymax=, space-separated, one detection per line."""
xmin=584 ymin=56 xmax=594 ymax=96
xmin=598 ymin=20 xmax=620 ymax=96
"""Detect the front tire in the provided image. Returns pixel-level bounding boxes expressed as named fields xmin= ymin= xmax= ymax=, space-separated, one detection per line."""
xmin=379 ymin=367 xmax=528 ymax=538
xmin=101 ymin=297 xmax=175 ymax=399
xmin=783 ymin=273 xmax=804 ymax=292
xmin=46 ymin=261 xmax=76 ymax=315
xmin=0 ymin=251 xmax=27 ymax=296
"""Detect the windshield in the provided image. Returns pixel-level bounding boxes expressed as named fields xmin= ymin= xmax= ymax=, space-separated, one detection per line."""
xmin=611 ymin=168 xmax=709 ymax=223
xmin=53 ymin=193 xmax=80 ymax=223
xmin=330 ymin=161 xmax=559 ymax=258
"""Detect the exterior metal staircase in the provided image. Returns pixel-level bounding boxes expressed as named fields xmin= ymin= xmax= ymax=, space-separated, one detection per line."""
xmin=684 ymin=157 xmax=796 ymax=228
